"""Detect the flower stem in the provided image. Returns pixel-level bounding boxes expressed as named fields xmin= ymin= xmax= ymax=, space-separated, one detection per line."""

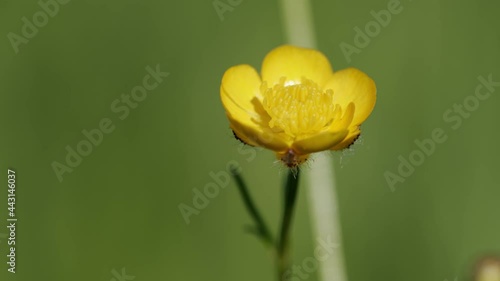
xmin=230 ymin=166 xmax=274 ymax=247
xmin=306 ymin=153 xmax=347 ymax=281
xmin=279 ymin=0 xmax=348 ymax=281
xmin=279 ymin=0 xmax=316 ymax=48
xmin=277 ymin=169 xmax=301 ymax=280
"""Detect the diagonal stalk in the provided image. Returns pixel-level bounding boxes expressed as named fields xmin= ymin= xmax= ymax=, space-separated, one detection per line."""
xmin=230 ymin=166 xmax=274 ymax=247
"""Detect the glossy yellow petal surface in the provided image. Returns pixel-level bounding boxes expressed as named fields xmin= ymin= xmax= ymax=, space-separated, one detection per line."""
xmin=227 ymin=115 xmax=290 ymax=152
xmin=220 ymin=64 xmax=289 ymax=151
xmin=326 ymin=102 xmax=355 ymax=133
xmin=261 ymin=45 xmax=333 ymax=87
xmin=292 ymin=129 xmax=349 ymax=155
xmin=323 ymin=68 xmax=376 ymax=127
xmin=220 ymin=64 xmax=262 ymax=120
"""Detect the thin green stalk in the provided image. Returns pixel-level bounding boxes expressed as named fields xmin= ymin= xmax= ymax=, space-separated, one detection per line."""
xmin=230 ymin=166 xmax=274 ymax=247
xmin=277 ymin=169 xmax=301 ymax=280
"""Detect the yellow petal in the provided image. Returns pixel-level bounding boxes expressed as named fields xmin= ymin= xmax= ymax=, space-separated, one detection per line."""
xmin=292 ymin=129 xmax=348 ymax=155
xmin=220 ymin=65 xmax=290 ymax=151
xmin=326 ymin=100 xmax=363 ymax=151
xmin=227 ymin=114 xmax=290 ymax=152
xmin=220 ymin=64 xmax=263 ymax=120
xmin=261 ymin=45 xmax=333 ymax=88
xmin=328 ymin=102 xmax=355 ymax=132
xmin=290 ymin=102 xmax=353 ymax=154
xmin=330 ymin=127 xmax=361 ymax=150
xmin=323 ymin=68 xmax=376 ymax=126
xmin=220 ymin=65 xmax=262 ymax=146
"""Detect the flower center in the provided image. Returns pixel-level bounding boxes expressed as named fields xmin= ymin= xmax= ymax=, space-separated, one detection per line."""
xmin=261 ymin=77 xmax=340 ymax=137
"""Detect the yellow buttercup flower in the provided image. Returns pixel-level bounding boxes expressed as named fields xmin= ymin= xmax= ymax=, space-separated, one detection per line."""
xmin=220 ymin=45 xmax=376 ymax=167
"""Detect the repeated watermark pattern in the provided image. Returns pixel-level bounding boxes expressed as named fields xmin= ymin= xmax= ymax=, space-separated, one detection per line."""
xmin=7 ymin=0 xmax=72 ymax=54
xmin=385 ymin=74 xmax=499 ymax=191
xmin=51 ymin=64 xmax=169 ymax=182
xmin=283 ymin=234 xmax=340 ymax=281
xmin=213 ymin=0 xmax=243 ymax=21
xmin=178 ymin=143 xmax=263 ymax=224
xmin=110 ymin=268 xmax=135 ymax=281
xmin=339 ymin=0 xmax=407 ymax=63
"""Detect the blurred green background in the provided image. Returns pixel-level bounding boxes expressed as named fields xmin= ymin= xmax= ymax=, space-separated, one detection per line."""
xmin=1 ymin=0 xmax=499 ymax=280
